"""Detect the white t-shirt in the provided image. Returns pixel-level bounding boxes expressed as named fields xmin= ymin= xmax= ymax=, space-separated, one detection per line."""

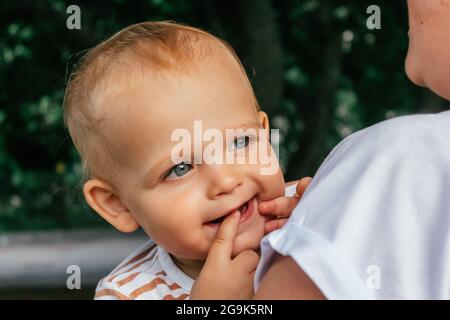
xmin=255 ymin=110 xmax=450 ymax=299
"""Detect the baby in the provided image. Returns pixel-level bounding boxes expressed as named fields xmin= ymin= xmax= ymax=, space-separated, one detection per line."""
xmin=63 ymin=21 xmax=308 ymax=300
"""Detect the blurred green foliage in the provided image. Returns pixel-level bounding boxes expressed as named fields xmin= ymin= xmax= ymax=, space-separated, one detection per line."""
xmin=0 ymin=0 xmax=448 ymax=231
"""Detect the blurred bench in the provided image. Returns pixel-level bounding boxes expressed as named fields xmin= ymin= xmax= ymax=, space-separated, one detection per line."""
xmin=0 ymin=228 xmax=148 ymax=290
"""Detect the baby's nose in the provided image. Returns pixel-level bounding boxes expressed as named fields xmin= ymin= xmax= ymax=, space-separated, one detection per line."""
xmin=206 ymin=164 xmax=243 ymax=199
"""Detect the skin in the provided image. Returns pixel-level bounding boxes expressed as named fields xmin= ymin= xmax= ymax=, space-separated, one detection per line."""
xmin=405 ymin=0 xmax=450 ymax=99
xmin=191 ymin=177 xmax=313 ymax=299
xmin=255 ymin=0 xmax=450 ymax=299
xmin=82 ymin=47 xmax=287 ymax=282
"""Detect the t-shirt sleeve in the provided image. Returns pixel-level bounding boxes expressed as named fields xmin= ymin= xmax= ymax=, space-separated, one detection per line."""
xmin=94 ymin=278 xmax=132 ymax=300
xmin=255 ymin=113 xmax=450 ymax=299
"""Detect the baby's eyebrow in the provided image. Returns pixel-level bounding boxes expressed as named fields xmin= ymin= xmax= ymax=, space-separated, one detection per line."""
xmin=227 ymin=120 xmax=262 ymax=130
xmin=144 ymin=155 xmax=176 ymax=184
xmin=143 ymin=153 xmax=175 ymax=184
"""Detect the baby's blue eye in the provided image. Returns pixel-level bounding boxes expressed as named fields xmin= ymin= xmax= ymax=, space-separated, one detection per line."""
xmin=166 ymin=162 xmax=193 ymax=179
xmin=234 ymin=136 xmax=251 ymax=149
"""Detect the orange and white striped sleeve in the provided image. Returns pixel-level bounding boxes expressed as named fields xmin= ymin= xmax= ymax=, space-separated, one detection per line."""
xmin=94 ymin=241 xmax=192 ymax=300
xmin=95 ymin=279 xmax=132 ymax=300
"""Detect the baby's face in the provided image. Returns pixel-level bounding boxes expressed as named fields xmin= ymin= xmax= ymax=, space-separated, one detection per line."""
xmin=109 ymin=52 xmax=285 ymax=259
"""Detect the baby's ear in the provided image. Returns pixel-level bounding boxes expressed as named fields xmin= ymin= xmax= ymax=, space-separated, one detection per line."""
xmin=257 ymin=111 xmax=270 ymax=142
xmin=83 ymin=179 xmax=139 ymax=233
xmin=257 ymin=111 xmax=270 ymax=130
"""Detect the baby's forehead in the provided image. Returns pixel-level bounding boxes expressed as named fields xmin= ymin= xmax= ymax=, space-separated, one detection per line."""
xmin=105 ymin=75 xmax=256 ymax=163
xmin=106 ymin=48 xmax=253 ymax=117
xmin=93 ymin=27 xmax=255 ymax=120
xmin=109 ymin=72 xmax=257 ymax=135
xmin=95 ymin=37 xmax=257 ymax=156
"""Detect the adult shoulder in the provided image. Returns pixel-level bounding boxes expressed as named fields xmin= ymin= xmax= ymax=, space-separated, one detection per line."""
xmin=254 ymin=110 xmax=450 ymax=299
xmin=317 ymin=111 xmax=450 ymax=177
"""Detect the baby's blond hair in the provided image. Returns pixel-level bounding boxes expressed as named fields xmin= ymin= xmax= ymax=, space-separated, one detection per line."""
xmin=63 ymin=21 xmax=260 ymax=185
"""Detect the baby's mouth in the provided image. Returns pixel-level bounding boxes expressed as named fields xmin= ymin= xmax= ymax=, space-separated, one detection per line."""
xmin=204 ymin=196 xmax=257 ymax=227
xmin=204 ymin=197 xmax=254 ymax=227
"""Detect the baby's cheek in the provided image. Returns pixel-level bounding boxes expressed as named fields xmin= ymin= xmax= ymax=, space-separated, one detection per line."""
xmin=272 ymin=169 xmax=286 ymax=196
xmin=160 ymin=227 xmax=210 ymax=260
xmin=138 ymin=212 xmax=206 ymax=258
xmin=258 ymin=167 xmax=286 ymax=201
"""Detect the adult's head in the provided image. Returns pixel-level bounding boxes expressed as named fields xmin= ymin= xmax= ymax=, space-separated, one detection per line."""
xmin=405 ymin=0 xmax=450 ymax=100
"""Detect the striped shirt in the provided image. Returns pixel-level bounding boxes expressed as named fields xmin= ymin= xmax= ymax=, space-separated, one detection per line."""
xmin=95 ymin=239 xmax=194 ymax=300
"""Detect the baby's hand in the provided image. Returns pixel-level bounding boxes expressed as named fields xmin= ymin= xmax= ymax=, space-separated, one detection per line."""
xmin=190 ymin=211 xmax=259 ymax=300
xmin=259 ymin=177 xmax=312 ymax=234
